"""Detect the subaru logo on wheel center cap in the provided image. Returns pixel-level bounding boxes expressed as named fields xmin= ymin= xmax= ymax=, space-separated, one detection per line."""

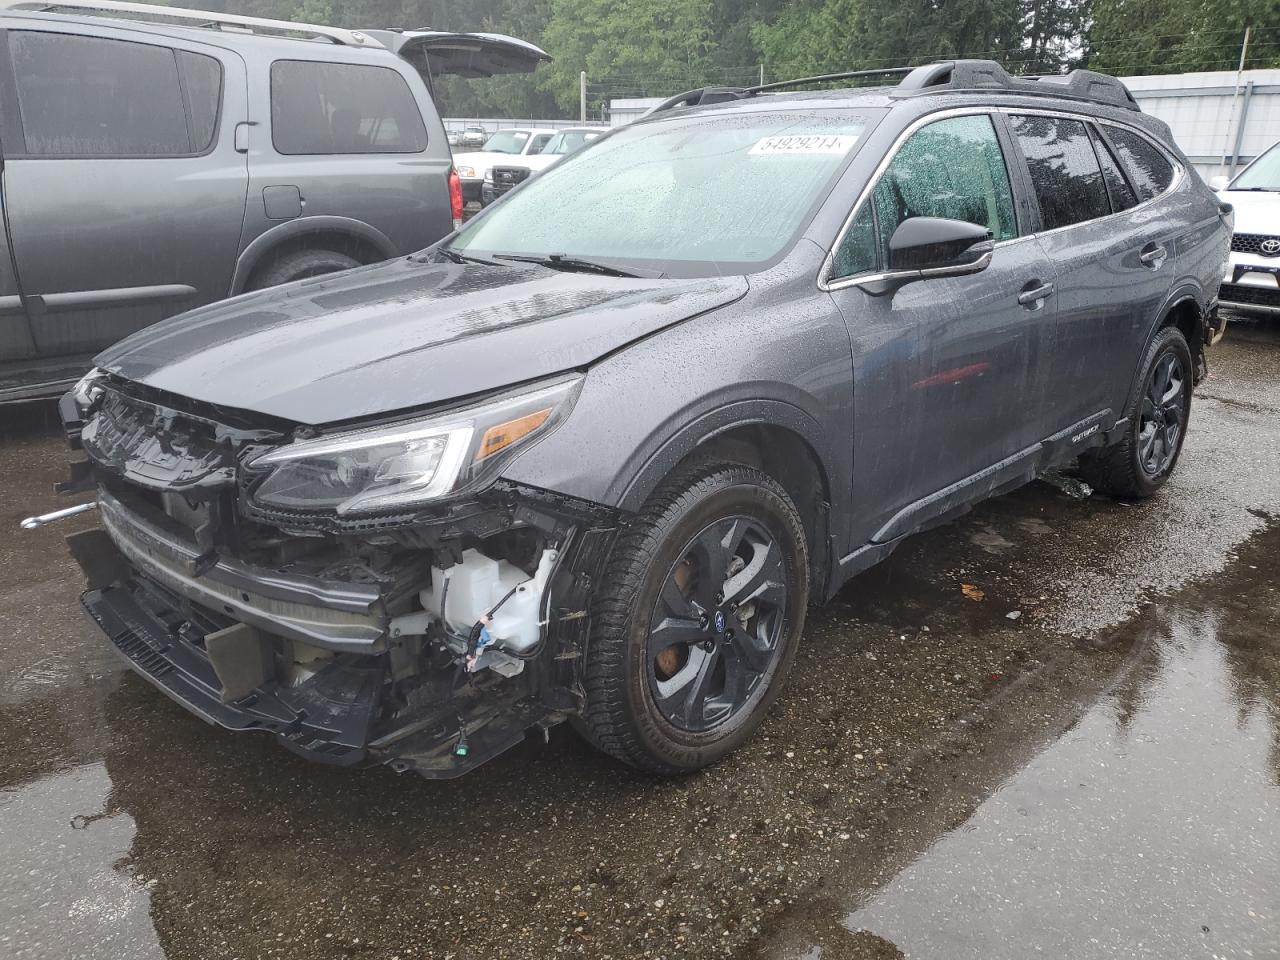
xmin=1261 ymin=238 xmax=1280 ymax=257
xmin=714 ymin=610 xmax=726 ymax=633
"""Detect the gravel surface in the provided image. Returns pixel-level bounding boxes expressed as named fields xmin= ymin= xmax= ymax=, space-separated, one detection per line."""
xmin=1 ymin=323 xmax=1277 ymax=960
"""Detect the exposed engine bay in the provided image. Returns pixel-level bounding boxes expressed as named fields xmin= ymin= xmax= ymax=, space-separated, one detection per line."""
xmin=56 ymin=372 xmax=619 ymax=777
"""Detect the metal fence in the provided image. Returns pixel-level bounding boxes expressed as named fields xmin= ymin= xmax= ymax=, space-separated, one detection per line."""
xmin=442 ymin=117 xmax=605 ymax=136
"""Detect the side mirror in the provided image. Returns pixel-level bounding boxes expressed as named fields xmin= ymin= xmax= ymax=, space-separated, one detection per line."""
xmin=1209 ymin=175 xmax=1230 ymax=191
xmin=888 ymin=217 xmax=994 ymax=274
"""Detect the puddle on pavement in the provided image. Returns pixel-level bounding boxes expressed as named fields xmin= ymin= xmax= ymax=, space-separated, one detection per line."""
xmin=755 ymin=522 xmax=1280 ymax=960
xmin=0 ymin=763 xmax=162 ymax=960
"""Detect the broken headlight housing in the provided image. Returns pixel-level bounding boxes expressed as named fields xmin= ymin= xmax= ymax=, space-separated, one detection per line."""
xmin=248 ymin=375 xmax=581 ymax=515
xmin=70 ymin=367 xmax=106 ymax=413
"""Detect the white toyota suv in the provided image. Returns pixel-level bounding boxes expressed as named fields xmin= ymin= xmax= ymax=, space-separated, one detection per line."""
xmin=1213 ymin=139 xmax=1280 ymax=319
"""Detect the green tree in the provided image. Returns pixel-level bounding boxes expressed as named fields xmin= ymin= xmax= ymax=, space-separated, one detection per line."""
xmin=1086 ymin=0 xmax=1280 ymax=74
xmin=539 ymin=0 xmax=717 ymax=109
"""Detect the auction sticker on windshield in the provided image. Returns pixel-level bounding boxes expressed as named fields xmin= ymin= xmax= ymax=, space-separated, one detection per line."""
xmin=749 ymin=134 xmax=859 ymax=155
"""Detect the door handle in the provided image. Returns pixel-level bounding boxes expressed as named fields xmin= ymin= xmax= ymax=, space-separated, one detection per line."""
xmin=1139 ymin=244 xmax=1168 ymax=268
xmin=1017 ymin=281 xmax=1054 ymax=308
xmin=234 ymin=121 xmax=251 ymax=153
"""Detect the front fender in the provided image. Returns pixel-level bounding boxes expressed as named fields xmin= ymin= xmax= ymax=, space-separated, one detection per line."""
xmin=613 ymin=398 xmax=833 ymax=513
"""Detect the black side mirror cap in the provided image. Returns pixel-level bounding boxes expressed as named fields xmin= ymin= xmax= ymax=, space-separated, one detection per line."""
xmin=888 ymin=217 xmax=994 ymax=273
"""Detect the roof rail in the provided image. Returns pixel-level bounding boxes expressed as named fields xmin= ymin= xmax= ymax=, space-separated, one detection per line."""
xmin=646 ymin=67 xmax=914 ymax=116
xmin=645 ymin=60 xmax=1139 ymax=118
xmin=894 ymin=59 xmax=1139 ymax=111
xmin=3 ymin=0 xmax=386 ymax=48
xmin=749 ymin=66 xmax=915 ymax=94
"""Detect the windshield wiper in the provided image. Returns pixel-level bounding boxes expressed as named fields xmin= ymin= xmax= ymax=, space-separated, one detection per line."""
xmin=492 ymin=253 xmax=645 ymax=278
xmin=434 ymin=248 xmax=499 ymax=266
xmin=1229 ymin=186 xmax=1279 ymax=192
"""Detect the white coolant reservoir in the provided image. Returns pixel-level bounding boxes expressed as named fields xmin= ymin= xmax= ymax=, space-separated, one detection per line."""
xmin=421 ymin=548 xmax=557 ymax=654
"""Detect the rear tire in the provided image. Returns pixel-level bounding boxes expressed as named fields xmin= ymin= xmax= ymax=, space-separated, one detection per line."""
xmin=578 ymin=462 xmax=809 ymax=775
xmin=248 ymin=248 xmax=360 ymax=290
xmin=1080 ymin=326 xmax=1193 ymax=498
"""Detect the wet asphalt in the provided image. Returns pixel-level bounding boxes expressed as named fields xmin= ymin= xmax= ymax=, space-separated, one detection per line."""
xmin=1 ymin=325 xmax=1278 ymax=960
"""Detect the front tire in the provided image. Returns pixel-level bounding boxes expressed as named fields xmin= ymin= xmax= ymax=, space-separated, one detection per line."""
xmin=1080 ymin=326 xmax=1193 ymax=498
xmin=579 ymin=462 xmax=809 ymax=775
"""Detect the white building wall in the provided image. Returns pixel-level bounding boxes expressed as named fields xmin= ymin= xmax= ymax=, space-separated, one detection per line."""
xmin=1122 ymin=70 xmax=1280 ymax=178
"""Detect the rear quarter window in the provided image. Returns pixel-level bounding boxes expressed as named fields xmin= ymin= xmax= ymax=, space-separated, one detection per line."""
xmin=270 ymin=60 xmax=428 ymax=155
xmin=1103 ymin=126 xmax=1175 ymax=201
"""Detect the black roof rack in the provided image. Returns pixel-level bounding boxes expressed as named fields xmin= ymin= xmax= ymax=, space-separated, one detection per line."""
xmin=894 ymin=60 xmax=1139 ymax=111
xmin=646 ymin=59 xmax=1139 ymax=117
xmin=645 ymin=67 xmax=914 ymax=115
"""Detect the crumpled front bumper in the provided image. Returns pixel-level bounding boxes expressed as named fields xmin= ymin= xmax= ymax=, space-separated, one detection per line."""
xmin=82 ymin=573 xmax=383 ymax=766
xmin=94 ymin=488 xmax=395 ymax=654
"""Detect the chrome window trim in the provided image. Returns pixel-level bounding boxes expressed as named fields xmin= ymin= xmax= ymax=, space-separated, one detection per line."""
xmin=818 ymin=103 xmax=1186 ymax=293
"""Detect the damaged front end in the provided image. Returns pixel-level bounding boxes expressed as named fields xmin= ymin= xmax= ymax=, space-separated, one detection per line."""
xmin=57 ymin=370 xmax=619 ymax=778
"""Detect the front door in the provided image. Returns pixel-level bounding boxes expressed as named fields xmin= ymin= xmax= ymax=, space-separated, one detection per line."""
xmin=0 ymin=25 xmax=248 ymax=361
xmin=826 ymin=112 xmax=1057 ymax=546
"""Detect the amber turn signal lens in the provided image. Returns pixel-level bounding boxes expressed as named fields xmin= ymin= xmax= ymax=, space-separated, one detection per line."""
xmin=475 ymin=408 xmax=552 ymax=461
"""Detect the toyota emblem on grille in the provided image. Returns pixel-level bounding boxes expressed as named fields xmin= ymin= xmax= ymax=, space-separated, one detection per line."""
xmin=1261 ymin=238 xmax=1280 ymax=257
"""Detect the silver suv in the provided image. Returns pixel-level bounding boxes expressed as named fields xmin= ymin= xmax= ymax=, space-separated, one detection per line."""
xmin=0 ymin=0 xmax=547 ymax=402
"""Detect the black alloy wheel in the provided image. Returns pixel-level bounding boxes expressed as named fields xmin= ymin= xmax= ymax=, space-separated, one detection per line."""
xmin=1079 ymin=325 xmax=1194 ymax=498
xmin=1137 ymin=352 xmax=1186 ymax=477
xmin=646 ymin=516 xmax=788 ymax=733
xmin=577 ymin=462 xmax=809 ymax=774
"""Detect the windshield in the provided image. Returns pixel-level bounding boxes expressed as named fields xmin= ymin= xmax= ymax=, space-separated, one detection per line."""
xmin=481 ymin=130 xmax=530 ymax=154
xmin=541 ymin=130 xmax=601 ymax=155
xmin=450 ymin=111 xmax=867 ymax=275
xmin=1232 ymin=142 xmax=1280 ymax=190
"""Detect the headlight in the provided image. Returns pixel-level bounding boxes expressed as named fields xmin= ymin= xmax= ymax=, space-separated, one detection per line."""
xmin=70 ymin=367 xmax=105 ymax=412
xmin=456 ymin=165 xmax=476 ymax=178
xmin=248 ymin=376 xmax=581 ymax=515
xmin=484 ymin=170 xmax=494 ymax=183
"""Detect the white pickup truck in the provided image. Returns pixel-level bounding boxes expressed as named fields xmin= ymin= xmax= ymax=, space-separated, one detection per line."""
xmin=481 ymin=127 xmax=606 ymax=204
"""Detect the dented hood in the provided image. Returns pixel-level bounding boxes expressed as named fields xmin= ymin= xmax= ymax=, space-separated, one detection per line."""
xmin=95 ymin=257 xmax=747 ymax=425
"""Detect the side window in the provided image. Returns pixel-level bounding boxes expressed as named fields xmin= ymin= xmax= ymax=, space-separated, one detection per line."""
xmin=178 ymin=51 xmax=223 ymax=153
xmin=1090 ymin=125 xmax=1137 ymax=212
xmin=9 ymin=31 xmax=192 ymax=157
xmin=1104 ymin=126 xmax=1175 ymax=201
xmin=1010 ymin=115 xmax=1110 ymax=230
xmin=270 ymin=60 xmax=428 ymax=155
xmin=832 ymin=114 xmax=1016 ymax=279
xmin=529 ymin=134 xmax=553 ymax=153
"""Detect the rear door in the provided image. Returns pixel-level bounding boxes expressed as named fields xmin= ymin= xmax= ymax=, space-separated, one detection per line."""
xmin=0 ymin=24 xmax=249 ymax=359
xmin=241 ymin=56 xmax=452 ymax=259
xmin=1006 ymin=112 xmax=1179 ymax=433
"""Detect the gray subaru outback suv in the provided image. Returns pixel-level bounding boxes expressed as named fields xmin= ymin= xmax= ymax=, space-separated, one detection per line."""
xmin=46 ymin=60 xmax=1231 ymax=780
xmin=0 ymin=0 xmax=547 ymax=402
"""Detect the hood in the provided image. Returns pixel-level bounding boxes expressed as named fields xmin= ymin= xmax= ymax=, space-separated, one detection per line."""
xmin=1218 ymin=189 xmax=1280 ymax=236
xmin=95 ymin=257 xmax=747 ymax=426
